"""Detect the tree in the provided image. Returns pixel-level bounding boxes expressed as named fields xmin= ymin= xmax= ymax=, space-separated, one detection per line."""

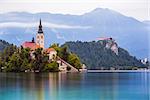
xmin=51 ymin=43 xmax=82 ymax=70
xmin=50 ymin=43 xmax=61 ymax=54
xmin=6 ymin=53 xmax=21 ymax=72
xmin=0 ymin=39 xmax=12 ymax=52
xmin=33 ymin=48 xmax=48 ymax=72
xmin=67 ymin=53 xmax=82 ymax=69
xmin=44 ymin=61 xmax=59 ymax=72
xmin=60 ymin=45 xmax=69 ymax=61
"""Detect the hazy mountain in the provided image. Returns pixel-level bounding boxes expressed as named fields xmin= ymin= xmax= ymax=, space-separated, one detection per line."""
xmin=0 ymin=8 xmax=149 ymax=59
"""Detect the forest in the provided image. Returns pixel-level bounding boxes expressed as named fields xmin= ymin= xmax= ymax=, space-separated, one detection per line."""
xmin=64 ymin=41 xmax=146 ymax=70
xmin=0 ymin=39 xmax=148 ymax=71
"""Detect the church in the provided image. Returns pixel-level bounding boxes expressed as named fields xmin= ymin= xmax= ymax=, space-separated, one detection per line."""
xmin=22 ymin=19 xmax=57 ymax=60
xmin=21 ymin=19 xmax=81 ymax=72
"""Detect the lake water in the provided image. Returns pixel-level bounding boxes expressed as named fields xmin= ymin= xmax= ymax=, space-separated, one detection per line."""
xmin=0 ymin=72 xmax=149 ymax=100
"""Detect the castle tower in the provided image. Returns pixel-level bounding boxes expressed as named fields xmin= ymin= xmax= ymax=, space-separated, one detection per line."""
xmin=36 ymin=19 xmax=44 ymax=49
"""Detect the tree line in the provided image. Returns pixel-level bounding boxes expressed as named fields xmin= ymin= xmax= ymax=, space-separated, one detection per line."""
xmin=0 ymin=43 xmax=82 ymax=72
xmin=64 ymin=41 xmax=147 ymax=70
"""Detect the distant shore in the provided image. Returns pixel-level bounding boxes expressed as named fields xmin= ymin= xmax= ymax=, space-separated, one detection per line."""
xmin=88 ymin=70 xmax=150 ymax=73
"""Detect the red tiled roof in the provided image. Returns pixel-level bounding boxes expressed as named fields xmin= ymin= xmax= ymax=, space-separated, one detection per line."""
xmin=45 ymin=48 xmax=56 ymax=53
xmin=97 ymin=37 xmax=113 ymax=40
xmin=22 ymin=41 xmax=40 ymax=50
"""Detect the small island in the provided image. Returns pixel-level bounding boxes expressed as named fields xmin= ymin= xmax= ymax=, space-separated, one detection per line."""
xmin=0 ymin=20 xmax=84 ymax=72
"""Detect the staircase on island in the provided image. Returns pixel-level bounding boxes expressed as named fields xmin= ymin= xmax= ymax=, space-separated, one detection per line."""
xmin=56 ymin=56 xmax=79 ymax=72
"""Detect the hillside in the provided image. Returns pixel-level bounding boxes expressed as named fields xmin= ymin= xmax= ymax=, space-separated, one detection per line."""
xmin=64 ymin=41 xmax=145 ymax=69
xmin=0 ymin=8 xmax=149 ymax=59
xmin=0 ymin=39 xmax=11 ymax=51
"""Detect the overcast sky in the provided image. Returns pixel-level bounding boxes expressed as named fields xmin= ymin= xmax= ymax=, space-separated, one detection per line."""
xmin=0 ymin=0 xmax=149 ymax=21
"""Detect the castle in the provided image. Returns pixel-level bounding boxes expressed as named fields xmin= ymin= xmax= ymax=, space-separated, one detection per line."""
xmin=98 ymin=37 xmax=118 ymax=55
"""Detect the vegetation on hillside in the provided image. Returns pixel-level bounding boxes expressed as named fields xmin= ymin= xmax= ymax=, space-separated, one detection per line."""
xmin=64 ymin=41 xmax=146 ymax=70
xmin=0 ymin=43 xmax=82 ymax=72
xmin=0 ymin=45 xmax=52 ymax=72
xmin=50 ymin=43 xmax=82 ymax=70
xmin=0 ymin=39 xmax=148 ymax=71
xmin=0 ymin=39 xmax=12 ymax=51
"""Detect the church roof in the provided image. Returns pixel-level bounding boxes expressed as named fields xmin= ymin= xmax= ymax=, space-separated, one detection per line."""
xmin=45 ymin=48 xmax=56 ymax=53
xmin=22 ymin=41 xmax=40 ymax=50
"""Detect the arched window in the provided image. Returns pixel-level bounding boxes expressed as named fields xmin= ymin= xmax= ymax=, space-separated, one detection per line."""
xmin=41 ymin=35 xmax=43 ymax=39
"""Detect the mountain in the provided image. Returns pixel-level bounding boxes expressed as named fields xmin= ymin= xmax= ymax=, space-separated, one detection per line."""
xmin=0 ymin=39 xmax=11 ymax=51
xmin=0 ymin=8 xmax=149 ymax=58
xmin=63 ymin=41 xmax=145 ymax=69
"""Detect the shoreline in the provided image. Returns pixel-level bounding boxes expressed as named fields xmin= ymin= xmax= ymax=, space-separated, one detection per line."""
xmin=87 ymin=70 xmax=150 ymax=73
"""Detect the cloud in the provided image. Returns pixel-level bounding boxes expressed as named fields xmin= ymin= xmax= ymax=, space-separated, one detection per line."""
xmin=51 ymin=28 xmax=67 ymax=41
xmin=0 ymin=22 xmax=92 ymax=29
xmin=0 ymin=31 xmax=8 ymax=35
xmin=56 ymin=33 xmax=66 ymax=40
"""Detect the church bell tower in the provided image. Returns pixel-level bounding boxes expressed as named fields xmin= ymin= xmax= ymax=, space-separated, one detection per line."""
xmin=36 ymin=19 xmax=44 ymax=49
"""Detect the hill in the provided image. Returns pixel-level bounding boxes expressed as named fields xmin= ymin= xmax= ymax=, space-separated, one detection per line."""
xmin=0 ymin=39 xmax=11 ymax=51
xmin=63 ymin=41 xmax=145 ymax=69
xmin=0 ymin=8 xmax=149 ymax=58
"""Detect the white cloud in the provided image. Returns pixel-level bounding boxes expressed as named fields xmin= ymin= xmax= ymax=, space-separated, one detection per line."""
xmin=0 ymin=22 xmax=91 ymax=29
xmin=51 ymin=28 xmax=67 ymax=41
xmin=56 ymin=33 xmax=66 ymax=40
xmin=0 ymin=31 xmax=5 ymax=35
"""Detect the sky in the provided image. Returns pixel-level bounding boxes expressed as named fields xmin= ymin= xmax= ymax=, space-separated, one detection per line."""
xmin=0 ymin=0 xmax=149 ymax=21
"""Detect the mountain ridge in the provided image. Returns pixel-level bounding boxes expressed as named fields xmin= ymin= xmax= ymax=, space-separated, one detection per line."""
xmin=0 ymin=8 xmax=149 ymax=59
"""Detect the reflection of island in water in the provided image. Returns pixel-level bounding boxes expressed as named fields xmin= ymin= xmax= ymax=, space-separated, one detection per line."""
xmin=0 ymin=73 xmax=149 ymax=100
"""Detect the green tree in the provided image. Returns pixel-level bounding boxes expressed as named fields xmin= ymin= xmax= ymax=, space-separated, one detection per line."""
xmin=33 ymin=48 xmax=48 ymax=72
xmin=44 ymin=61 xmax=59 ymax=72
xmin=68 ymin=53 xmax=82 ymax=70
xmin=60 ymin=45 xmax=69 ymax=61
xmin=6 ymin=53 xmax=21 ymax=72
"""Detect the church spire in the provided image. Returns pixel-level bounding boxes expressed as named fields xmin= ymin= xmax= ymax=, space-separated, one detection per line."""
xmin=39 ymin=19 xmax=42 ymax=26
xmin=38 ymin=19 xmax=43 ymax=34
xmin=36 ymin=19 xmax=45 ymax=49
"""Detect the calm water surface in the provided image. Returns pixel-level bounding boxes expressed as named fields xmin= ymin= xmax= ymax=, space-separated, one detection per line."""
xmin=0 ymin=72 xmax=149 ymax=100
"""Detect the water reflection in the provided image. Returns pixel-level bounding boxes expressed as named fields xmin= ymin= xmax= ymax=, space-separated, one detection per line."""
xmin=0 ymin=72 xmax=149 ymax=100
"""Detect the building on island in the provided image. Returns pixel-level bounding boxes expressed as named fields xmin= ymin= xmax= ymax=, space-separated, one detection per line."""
xmin=22 ymin=41 xmax=40 ymax=51
xmin=22 ymin=19 xmax=55 ymax=60
xmin=141 ymin=58 xmax=148 ymax=65
xmin=21 ymin=19 xmax=80 ymax=72
xmin=45 ymin=48 xmax=57 ymax=61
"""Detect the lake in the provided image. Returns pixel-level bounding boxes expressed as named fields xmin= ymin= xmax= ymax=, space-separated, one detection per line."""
xmin=0 ymin=72 xmax=149 ymax=100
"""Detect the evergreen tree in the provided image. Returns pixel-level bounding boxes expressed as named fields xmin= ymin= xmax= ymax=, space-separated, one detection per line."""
xmin=64 ymin=41 xmax=145 ymax=69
